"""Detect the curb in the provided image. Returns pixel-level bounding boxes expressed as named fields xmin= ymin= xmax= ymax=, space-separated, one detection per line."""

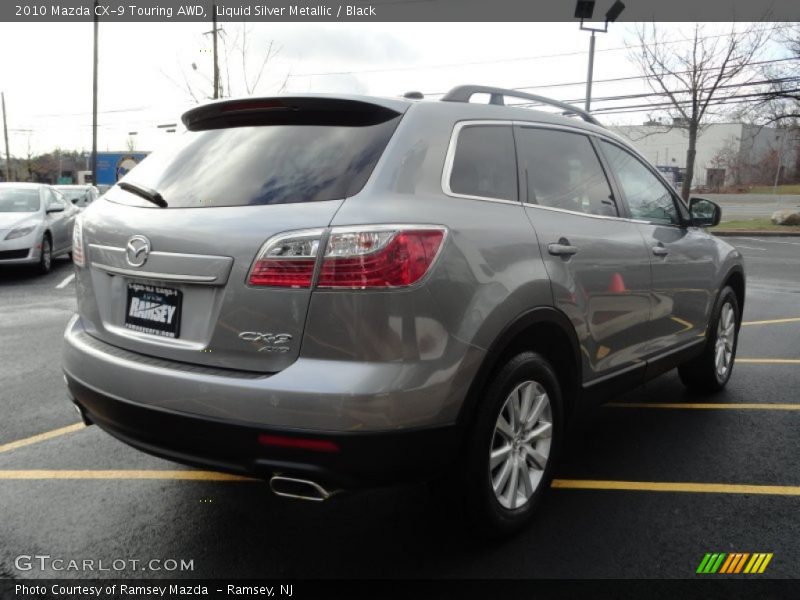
xmin=713 ymin=230 xmax=800 ymax=237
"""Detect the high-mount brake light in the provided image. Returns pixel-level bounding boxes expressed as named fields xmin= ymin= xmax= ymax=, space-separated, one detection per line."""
xmin=221 ymin=100 xmax=286 ymax=112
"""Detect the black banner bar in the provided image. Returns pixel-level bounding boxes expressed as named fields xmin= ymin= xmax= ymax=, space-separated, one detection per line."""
xmin=2 ymin=579 xmax=798 ymax=600
xmin=2 ymin=0 xmax=799 ymax=23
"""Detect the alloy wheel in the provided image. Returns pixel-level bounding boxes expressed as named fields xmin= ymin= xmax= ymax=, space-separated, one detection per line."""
xmin=714 ymin=302 xmax=735 ymax=379
xmin=489 ymin=380 xmax=552 ymax=510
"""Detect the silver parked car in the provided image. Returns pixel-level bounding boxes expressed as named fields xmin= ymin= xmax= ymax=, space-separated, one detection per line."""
xmin=55 ymin=184 xmax=101 ymax=209
xmin=0 ymin=182 xmax=79 ymax=273
xmin=63 ymin=87 xmax=744 ymax=535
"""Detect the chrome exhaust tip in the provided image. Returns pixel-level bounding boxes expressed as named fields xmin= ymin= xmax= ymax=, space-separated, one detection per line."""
xmin=72 ymin=403 xmax=93 ymax=426
xmin=269 ymin=475 xmax=339 ymax=502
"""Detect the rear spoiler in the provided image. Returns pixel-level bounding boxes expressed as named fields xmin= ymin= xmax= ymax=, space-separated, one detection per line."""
xmin=182 ymin=96 xmax=406 ymax=131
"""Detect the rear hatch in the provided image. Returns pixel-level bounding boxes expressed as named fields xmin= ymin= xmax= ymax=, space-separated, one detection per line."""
xmin=75 ymin=96 xmax=405 ymax=373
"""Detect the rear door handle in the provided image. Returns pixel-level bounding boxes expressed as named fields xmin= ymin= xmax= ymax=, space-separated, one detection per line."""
xmin=652 ymin=245 xmax=669 ymax=257
xmin=548 ymin=242 xmax=578 ymax=257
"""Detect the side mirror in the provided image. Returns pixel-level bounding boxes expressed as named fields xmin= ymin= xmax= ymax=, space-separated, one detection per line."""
xmin=46 ymin=205 xmax=65 ymax=214
xmin=71 ymin=198 xmax=79 ymax=205
xmin=689 ymin=197 xmax=721 ymax=228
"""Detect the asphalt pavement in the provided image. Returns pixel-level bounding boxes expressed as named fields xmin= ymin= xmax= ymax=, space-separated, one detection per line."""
xmin=1 ymin=238 xmax=799 ymax=580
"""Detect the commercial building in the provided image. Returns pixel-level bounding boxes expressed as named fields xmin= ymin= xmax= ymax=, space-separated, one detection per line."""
xmin=611 ymin=122 xmax=798 ymax=190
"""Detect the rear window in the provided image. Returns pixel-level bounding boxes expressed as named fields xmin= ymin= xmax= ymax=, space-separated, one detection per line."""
xmin=0 ymin=188 xmax=40 ymax=212
xmin=111 ymin=118 xmax=401 ymax=208
xmin=58 ymin=189 xmax=89 ymax=202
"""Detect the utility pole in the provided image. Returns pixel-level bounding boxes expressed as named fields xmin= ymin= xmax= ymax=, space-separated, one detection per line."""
xmin=212 ymin=3 xmax=219 ymax=99
xmin=1 ymin=92 xmax=10 ymax=181
xmin=91 ymin=0 xmax=99 ymax=185
xmin=203 ymin=3 xmax=221 ymax=99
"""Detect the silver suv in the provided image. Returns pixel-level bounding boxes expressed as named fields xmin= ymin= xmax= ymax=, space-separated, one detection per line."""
xmin=63 ymin=86 xmax=744 ymax=536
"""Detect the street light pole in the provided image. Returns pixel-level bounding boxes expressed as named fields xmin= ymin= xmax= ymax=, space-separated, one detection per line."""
xmin=585 ymin=31 xmax=596 ymax=112
xmin=575 ymin=1 xmax=625 ymax=113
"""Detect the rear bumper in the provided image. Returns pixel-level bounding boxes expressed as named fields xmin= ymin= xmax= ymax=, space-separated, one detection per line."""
xmin=62 ymin=315 xmax=465 ymax=487
xmin=65 ymin=373 xmax=458 ymax=488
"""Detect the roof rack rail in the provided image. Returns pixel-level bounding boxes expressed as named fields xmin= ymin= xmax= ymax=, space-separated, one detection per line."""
xmin=440 ymin=85 xmax=603 ymax=128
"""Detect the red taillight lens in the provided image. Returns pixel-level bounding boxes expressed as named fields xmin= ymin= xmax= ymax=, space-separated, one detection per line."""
xmin=258 ymin=434 xmax=340 ymax=453
xmin=72 ymin=216 xmax=85 ymax=267
xmin=247 ymin=229 xmax=323 ymax=288
xmin=318 ymin=229 xmax=445 ymax=288
xmin=248 ymin=259 xmax=316 ymax=287
xmin=247 ymin=226 xmax=446 ymax=289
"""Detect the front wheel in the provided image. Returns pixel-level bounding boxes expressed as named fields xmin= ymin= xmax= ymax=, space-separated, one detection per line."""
xmin=38 ymin=236 xmax=52 ymax=274
xmin=461 ymin=352 xmax=563 ymax=537
xmin=678 ymin=286 xmax=740 ymax=393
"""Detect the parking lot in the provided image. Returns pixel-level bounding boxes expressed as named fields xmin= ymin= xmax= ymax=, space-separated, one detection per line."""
xmin=1 ymin=236 xmax=799 ymax=580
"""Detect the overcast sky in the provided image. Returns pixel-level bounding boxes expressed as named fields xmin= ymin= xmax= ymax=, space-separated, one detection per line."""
xmin=0 ymin=21 xmax=785 ymax=157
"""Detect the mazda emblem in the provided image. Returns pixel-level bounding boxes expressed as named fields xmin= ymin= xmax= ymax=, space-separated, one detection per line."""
xmin=125 ymin=235 xmax=151 ymax=267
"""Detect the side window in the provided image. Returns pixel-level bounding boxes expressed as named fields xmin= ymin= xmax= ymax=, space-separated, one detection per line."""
xmin=43 ymin=189 xmax=57 ymax=209
xmin=515 ymin=127 xmax=617 ymax=216
xmin=601 ymin=141 xmax=680 ymax=226
xmin=448 ymin=124 xmax=517 ymax=201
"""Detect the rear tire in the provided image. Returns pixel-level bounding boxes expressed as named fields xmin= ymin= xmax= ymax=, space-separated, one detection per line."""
xmin=678 ymin=286 xmax=740 ymax=393
xmin=38 ymin=235 xmax=52 ymax=274
xmin=460 ymin=352 xmax=563 ymax=538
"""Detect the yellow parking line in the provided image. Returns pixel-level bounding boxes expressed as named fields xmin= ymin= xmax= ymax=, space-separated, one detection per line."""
xmin=0 ymin=470 xmax=257 ymax=481
xmin=551 ymin=479 xmax=800 ymax=496
xmin=737 ymin=359 xmax=800 ymax=364
xmin=0 ymin=423 xmax=85 ymax=454
xmin=607 ymin=402 xmax=800 ymax=410
xmin=742 ymin=317 xmax=800 ymax=326
xmin=670 ymin=317 xmax=694 ymax=333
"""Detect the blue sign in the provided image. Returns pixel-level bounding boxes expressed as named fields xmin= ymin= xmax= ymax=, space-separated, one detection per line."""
xmin=95 ymin=152 xmax=149 ymax=186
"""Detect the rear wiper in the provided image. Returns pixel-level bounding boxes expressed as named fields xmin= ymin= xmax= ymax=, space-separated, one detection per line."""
xmin=118 ymin=181 xmax=168 ymax=208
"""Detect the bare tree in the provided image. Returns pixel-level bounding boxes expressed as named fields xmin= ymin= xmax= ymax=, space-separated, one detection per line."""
xmin=162 ymin=24 xmax=289 ymax=104
xmin=759 ymin=24 xmax=800 ymax=123
xmin=631 ymin=24 xmax=770 ymax=199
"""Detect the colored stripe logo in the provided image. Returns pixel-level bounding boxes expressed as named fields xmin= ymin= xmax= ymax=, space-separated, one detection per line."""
xmin=696 ymin=552 xmax=773 ymax=574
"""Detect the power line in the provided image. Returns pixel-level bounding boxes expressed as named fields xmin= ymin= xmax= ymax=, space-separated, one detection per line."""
xmin=422 ymin=57 xmax=800 ymax=98
xmin=592 ymin=90 xmax=800 ymax=116
xmin=288 ymin=24 xmax=791 ymax=78
xmin=510 ymin=76 xmax=800 ymax=108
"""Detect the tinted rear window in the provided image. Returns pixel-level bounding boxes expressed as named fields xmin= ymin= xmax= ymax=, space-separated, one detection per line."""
xmin=111 ymin=118 xmax=401 ymax=208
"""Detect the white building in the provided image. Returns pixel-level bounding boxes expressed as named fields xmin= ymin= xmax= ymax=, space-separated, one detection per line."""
xmin=611 ymin=122 xmax=797 ymax=190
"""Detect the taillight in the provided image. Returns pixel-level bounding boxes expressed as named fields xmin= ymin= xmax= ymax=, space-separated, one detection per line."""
xmin=72 ymin=216 xmax=85 ymax=267
xmin=247 ymin=226 xmax=446 ymax=289
xmin=247 ymin=229 xmax=323 ymax=288
xmin=319 ymin=226 xmax=446 ymax=288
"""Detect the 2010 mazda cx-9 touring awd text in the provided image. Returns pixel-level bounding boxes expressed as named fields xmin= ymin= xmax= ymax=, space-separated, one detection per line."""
xmin=63 ymin=86 xmax=744 ymax=536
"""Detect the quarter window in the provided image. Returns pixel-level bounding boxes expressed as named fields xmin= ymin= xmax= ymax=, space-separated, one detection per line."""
xmin=448 ymin=124 xmax=518 ymax=201
xmin=601 ymin=141 xmax=680 ymax=226
xmin=515 ymin=128 xmax=618 ymax=217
